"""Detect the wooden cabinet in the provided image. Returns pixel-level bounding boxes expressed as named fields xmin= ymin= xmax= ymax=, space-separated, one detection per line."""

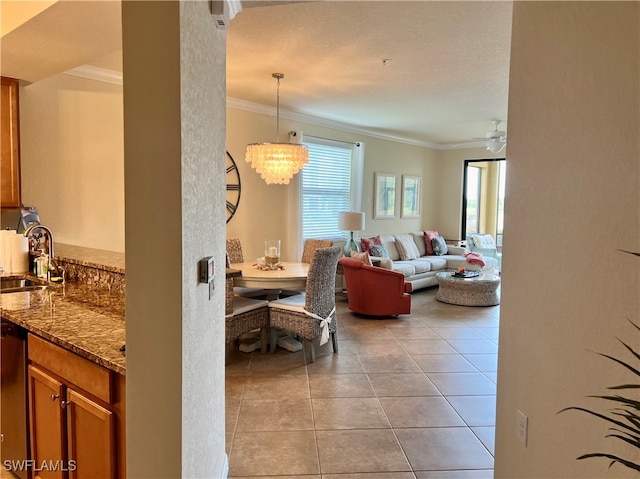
xmin=27 ymin=334 xmax=125 ymax=479
xmin=1 ymin=76 xmax=21 ymax=208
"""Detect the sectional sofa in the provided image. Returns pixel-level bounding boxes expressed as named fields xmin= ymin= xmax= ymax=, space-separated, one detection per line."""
xmin=358 ymin=231 xmax=498 ymax=291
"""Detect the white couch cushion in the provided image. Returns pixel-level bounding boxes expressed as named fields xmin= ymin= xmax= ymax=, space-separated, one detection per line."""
xmin=379 ymin=235 xmax=401 ymax=261
xmin=472 ymin=234 xmax=496 ymax=249
xmin=410 ymin=231 xmax=427 ymax=256
xmin=391 ymin=261 xmax=416 ymax=277
xmin=395 ymin=234 xmax=421 ymax=260
xmin=422 ymin=256 xmax=448 ymax=270
xmin=410 ymin=259 xmax=432 ymax=274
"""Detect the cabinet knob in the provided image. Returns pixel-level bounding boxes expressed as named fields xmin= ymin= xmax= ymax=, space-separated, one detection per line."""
xmin=51 ymin=394 xmax=59 ymax=401
xmin=61 ymin=400 xmax=69 ymax=409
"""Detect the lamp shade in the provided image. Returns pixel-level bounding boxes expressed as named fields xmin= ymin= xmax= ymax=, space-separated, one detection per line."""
xmin=338 ymin=212 xmax=365 ymax=232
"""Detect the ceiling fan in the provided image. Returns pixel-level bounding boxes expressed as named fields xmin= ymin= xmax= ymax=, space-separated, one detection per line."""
xmin=455 ymin=120 xmax=507 ymax=154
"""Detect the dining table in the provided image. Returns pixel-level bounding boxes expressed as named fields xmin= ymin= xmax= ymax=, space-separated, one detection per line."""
xmin=230 ymin=261 xmax=309 ymax=296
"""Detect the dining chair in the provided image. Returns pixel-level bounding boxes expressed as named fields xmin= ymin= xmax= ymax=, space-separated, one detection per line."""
xmin=226 ymin=238 xmax=268 ymax=298
xmin=225 ymin=277 xmax=269 ymax=362
xmin=278 ymin=238 xmax=334 ymax=297
xmin=301 ymin=239 xmax=334 ymax=263
xmin=226 ymin=238 xmax=245 ymax=264
xmin=268 ymin=246 xmax=341 ymax=362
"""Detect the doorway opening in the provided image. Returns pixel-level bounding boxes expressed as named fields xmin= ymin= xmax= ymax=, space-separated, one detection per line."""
xmin=461 ymin=158 xmax=506 ymax=248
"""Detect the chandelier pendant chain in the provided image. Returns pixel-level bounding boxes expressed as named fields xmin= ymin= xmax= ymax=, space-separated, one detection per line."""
xmin=273 ymin=72 xmax=284 ymax=142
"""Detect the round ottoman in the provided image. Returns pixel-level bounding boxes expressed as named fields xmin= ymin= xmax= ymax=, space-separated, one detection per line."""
xmin=436 ymin=272 xmax=500 ymax=306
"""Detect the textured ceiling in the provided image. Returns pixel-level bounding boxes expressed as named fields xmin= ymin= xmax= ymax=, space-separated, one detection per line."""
xmin=228 ymin=1 xmax=513 ymax=147
xmin=0 ymin=0 xmax=513 ymax=148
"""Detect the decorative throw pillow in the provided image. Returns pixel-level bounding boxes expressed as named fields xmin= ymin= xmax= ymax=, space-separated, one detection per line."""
xmin=351 ymin=251 xmax=373 ymax=266
xmin=395 ymin=234 xmax=420 ymax=260
xmin=431 ymin=236 xmax=449 ymax=256
xmin=424 ymin=230 xmax=439 ymax=255
xmin=368 ymin=244 xmax=389 ymax=258
xmin=472 ymin=234 xmax=495 ymax=249
xmin=361 ymin=236 xmax=382 ymax=252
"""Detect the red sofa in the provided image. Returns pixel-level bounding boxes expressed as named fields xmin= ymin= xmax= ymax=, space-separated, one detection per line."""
xmin=339 ymin=257 xmax=412 ymax=317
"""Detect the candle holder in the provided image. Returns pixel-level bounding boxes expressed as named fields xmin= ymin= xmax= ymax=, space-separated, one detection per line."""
xmin=264 ymin=239 xmax=281 ymax=270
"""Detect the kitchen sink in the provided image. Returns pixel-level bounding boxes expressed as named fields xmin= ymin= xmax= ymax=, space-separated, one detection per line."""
xmin=1 ymin=278 xmax=50 ymax=294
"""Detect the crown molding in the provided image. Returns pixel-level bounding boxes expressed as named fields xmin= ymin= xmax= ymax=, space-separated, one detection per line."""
xmin=227 ymin=97 xmax=442 ymax=149
xmin=64 ymin=65 xmax=123 ymax=85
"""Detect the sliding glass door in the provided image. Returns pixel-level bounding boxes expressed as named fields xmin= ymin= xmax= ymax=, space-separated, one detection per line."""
xmin=461 ymin=158 xmax=506 ymax=247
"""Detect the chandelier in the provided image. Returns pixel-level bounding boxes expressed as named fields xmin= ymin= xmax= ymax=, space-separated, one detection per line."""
xmin=245 ymin=73 xmax=309 ymax=185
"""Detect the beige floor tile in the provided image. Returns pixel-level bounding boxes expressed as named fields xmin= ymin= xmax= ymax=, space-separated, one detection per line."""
xmin=447 ymin=396 xmax=496 ymax=427
xmin=462 ymin=353 xmax=498 ymax=372
xmin=323 ymin=473 xmax=416 ymax=479
xmin=248 ymin=349 xmax=308 ymax=375
xmin=359 ymin=354 xmax=422 ymax=373
xmin=415 ymin=470 xmax=493 ymax=479
xmin=426 ymin=372 xmax=496 ymax=396
xmin=351 ymin=338 xmax=407 ymax=355
xmin=471 ymin=426 xmax=496 ymax=455
xmin=316 ymin=429 xmax=411 ymax=474
xmin=399 ymin=339 xmax=459 ymax=355
xmin=309 ymin=373 xmax=375 ymax=398
xmin=412 ymin=354 xmax=478 ymax=373
xmin=306 ymin=352 xmax=364 ymax=374
xmin=225 ymin=288 xmax=498 ymax=477
xmin=237 ymin=398 xmax=314 ymax=431
xmin=368 ymin=372 xmax=440 ymax=397
xmin=473 ymin=327 xmax=500 ymax=340
xmin=431 ymin=326 xmax=486 ymax=340
xmin=313 ymin=397 xmax=390 ymax=429
xmin=229 ymin=431 xmax=320 ymax=477
xmin=225 ymin=375 xmax=248 ymax=399
xmin=386 ymin=326 xmax=441 ymax=340
xmin=380 ymin=396 xmax=465 ymax=428
xmin=395 ymin=427 xmax=494 ymax=470
xmin=446 ymin=339 xmax=498 ymax=354
xmin=243 ymin=374 xmax=310 ymax=400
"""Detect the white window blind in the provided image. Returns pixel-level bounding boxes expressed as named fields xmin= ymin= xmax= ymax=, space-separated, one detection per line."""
xmin=301 ymin=141 xmax=354 ymax=241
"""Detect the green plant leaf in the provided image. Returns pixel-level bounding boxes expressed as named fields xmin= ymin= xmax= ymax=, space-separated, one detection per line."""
xmin=597 ymin=352 xmax=640 ymax=377
xmin=577 ymin=452 xmax=640 ymax=472
xmin=561 ymin=407 xmax=640 ymax=436
xmin=589 ymin=394 xmax=640 ymax=410
xmin=608 ymin=384 xmax=640 ymax=390
xmin=618 ymin=249 xmax=640 ymax=258
xmin=616 ymin=337 xmax=640 ymax=365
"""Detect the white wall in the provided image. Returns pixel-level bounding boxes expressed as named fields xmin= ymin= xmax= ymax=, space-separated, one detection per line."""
xmin=20 ymin=73 xmax=125 ymax=252
xmin=434 ymin=146 xmax=501 ymax=240
xmin=123 ymin=2 xmax=227 ymax=477
xmin=495 ymin=3 xmax=639 ymax=478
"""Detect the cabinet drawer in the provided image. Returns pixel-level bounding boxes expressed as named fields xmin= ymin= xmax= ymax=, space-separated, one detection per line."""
xmin=28 ymin=334 xmax=112 ymax=403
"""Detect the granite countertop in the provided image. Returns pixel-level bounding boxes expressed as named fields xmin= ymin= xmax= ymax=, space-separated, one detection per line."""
xmin=1 ymin=263 xmax=126 ymax=375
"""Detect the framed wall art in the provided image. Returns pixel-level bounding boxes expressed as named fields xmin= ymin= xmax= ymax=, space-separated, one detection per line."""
xmin=374 ymin=172 xmax=398 ymax=219
xmin=401 ymin=175 xmax=422 ymax=218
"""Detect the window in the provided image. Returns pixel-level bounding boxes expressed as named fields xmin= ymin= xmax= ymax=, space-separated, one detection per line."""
xmin=300 ymin=139 xmax=363 ymax=242
xmin=465 ymin=166 xmax=482 ymax=235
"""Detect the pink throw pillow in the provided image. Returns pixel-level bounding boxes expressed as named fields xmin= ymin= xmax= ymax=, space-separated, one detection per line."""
xmin=361 ymin=236 xmax=382 ymax=252
xmin=424 ymin=230 xmax=439 ymax=255
xmin=351 ymin=251 xmax=373 ymax=266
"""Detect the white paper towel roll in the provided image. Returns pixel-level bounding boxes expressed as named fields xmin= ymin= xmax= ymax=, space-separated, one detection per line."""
xmin=1 ymin=230 xmax=16 ymax=273
xmin=10 ymin=234 xmax=29 ymax=273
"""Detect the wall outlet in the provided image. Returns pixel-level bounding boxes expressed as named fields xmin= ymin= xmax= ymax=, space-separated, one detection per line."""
xmin=516 ymin=409 xmax=528 ymax=446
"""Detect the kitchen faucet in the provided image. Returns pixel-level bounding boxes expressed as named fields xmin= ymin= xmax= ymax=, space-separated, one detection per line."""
xmin=23 ymin=224 xmax=65 ymax=282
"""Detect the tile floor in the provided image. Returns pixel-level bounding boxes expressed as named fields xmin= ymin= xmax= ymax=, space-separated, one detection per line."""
xmin=226 ymin=286 xmax=499 ymax=479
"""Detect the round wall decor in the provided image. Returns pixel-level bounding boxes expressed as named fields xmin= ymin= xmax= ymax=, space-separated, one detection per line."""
xmin=226 ymin=151 xmax=241 ymax=223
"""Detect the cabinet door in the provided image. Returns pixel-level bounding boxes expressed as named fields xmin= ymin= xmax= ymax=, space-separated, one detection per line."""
xmin=1 ymin=77 xmax=21 ymax=208
xmin=28 ymin=366 xmax=66 ymax=479
xmin=66 ymin=388 xmax=115 ymax=479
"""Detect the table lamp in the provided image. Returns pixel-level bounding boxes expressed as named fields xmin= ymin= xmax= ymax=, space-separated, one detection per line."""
xmin=338 ymin=212 xmax=365 ymax=257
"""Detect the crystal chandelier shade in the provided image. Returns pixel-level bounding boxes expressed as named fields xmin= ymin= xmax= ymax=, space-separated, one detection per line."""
xmin=245 ymin=73 xmax=309 ymax=185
